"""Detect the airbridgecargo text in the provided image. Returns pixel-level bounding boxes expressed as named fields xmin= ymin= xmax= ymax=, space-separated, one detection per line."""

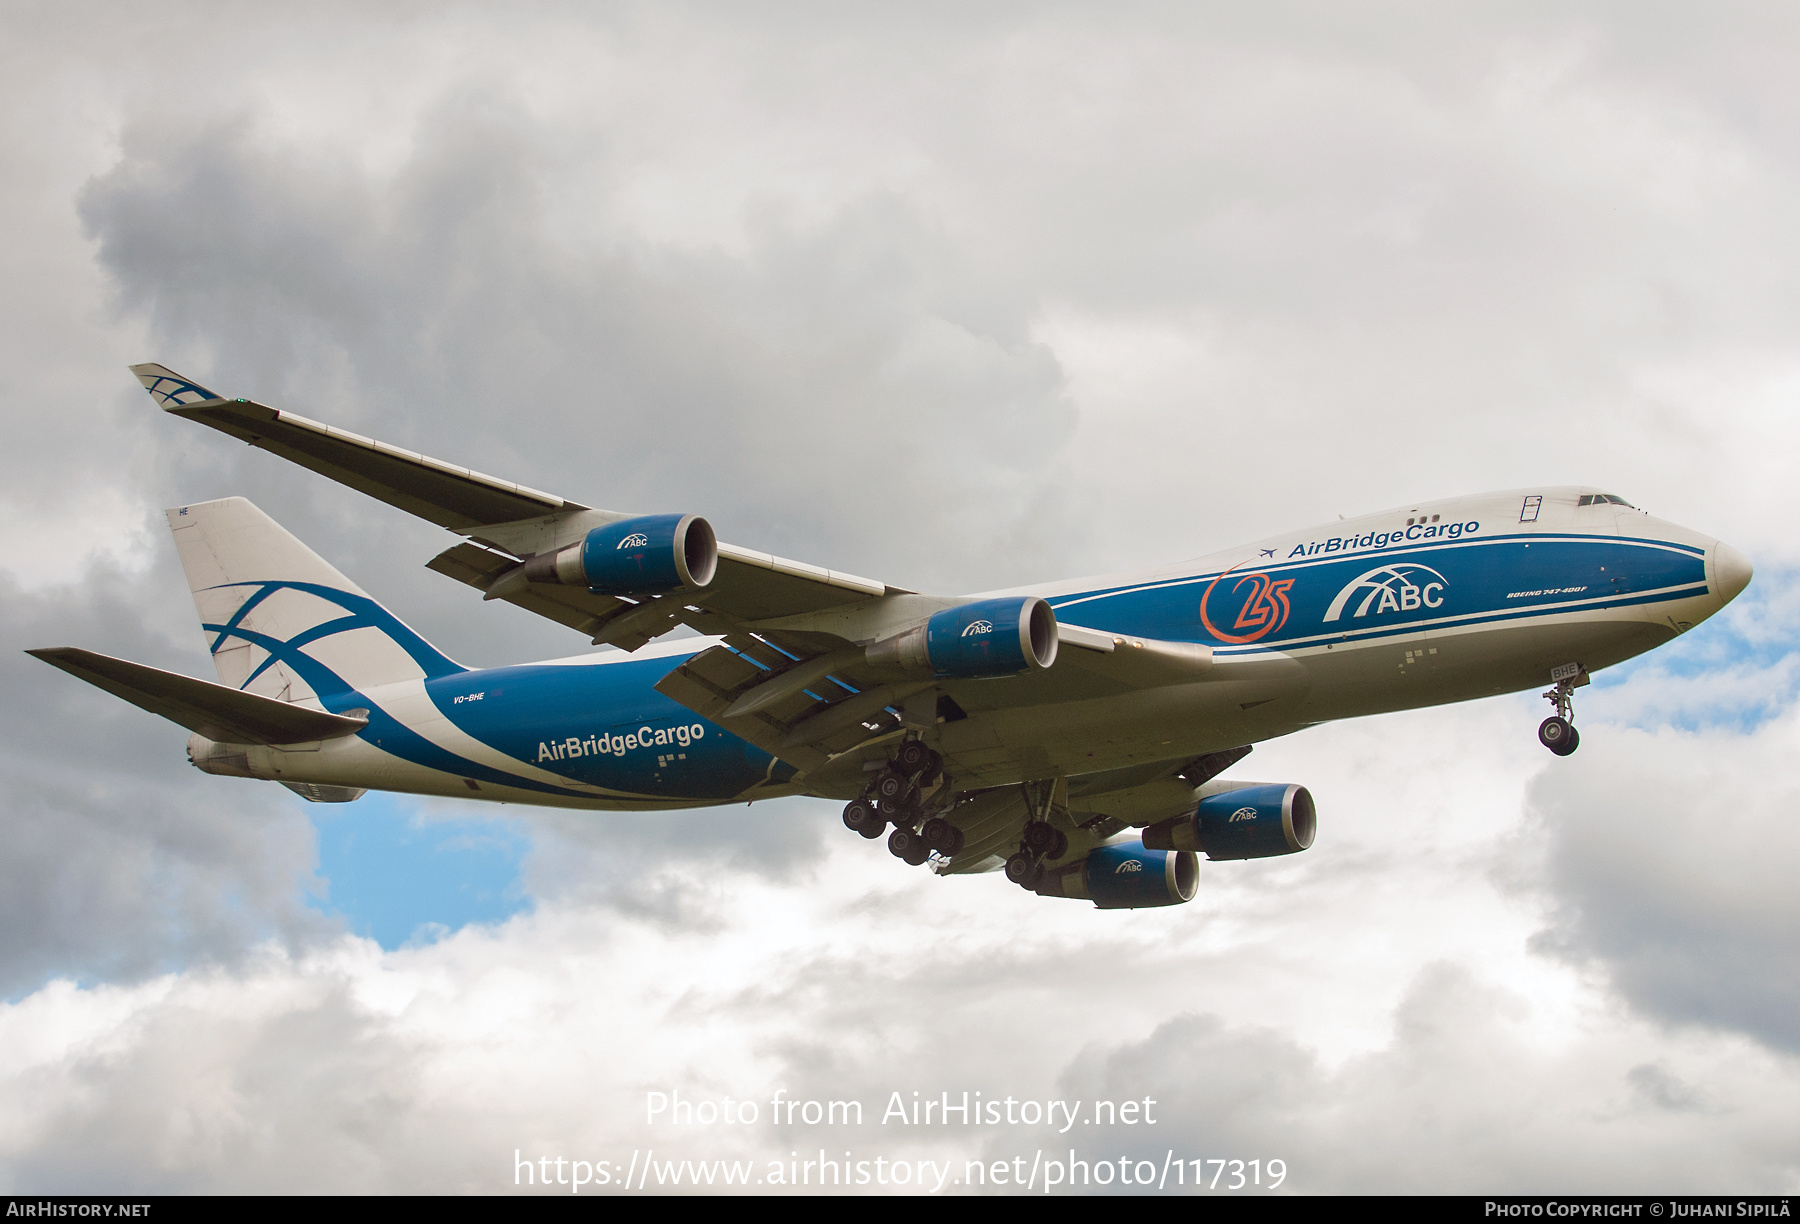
xmin=1287 ymin=519 xmax=1481 ymax=558
xmin=537 ymin=722 xmax=704 ymax=763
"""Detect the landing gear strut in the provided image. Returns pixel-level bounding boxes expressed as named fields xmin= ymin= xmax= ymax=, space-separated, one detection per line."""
xmin=1539 ymin=664 xmax=1586 ymax=757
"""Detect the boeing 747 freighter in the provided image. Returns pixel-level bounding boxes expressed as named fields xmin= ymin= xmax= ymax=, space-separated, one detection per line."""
xmin=29 ymin=365 xmax=1753 ymax=908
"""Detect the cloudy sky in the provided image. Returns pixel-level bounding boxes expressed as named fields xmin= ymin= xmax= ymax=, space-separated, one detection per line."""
xmin=3 ymin=1 xmax=1797 ymax=1195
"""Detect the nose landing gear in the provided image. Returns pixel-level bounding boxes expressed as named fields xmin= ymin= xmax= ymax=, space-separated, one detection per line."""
xmin=1538 ymin=663 xmax=1588 ymax=756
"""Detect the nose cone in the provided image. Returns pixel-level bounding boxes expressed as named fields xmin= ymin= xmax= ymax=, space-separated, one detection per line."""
xmin=1709 ymin=541 xmax=1754 ymax=606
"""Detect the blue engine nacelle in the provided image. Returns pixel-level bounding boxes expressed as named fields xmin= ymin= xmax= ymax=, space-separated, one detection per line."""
xmin=865 ymin=596 xmax=1059 ymax=678
xmin=1034 ymin=839 xmax=1199 ymax=909
xmin=1142 ymin=783 xmax=1316 ymax=860
xmin=523 ymin=513 xmax=718 ymax=597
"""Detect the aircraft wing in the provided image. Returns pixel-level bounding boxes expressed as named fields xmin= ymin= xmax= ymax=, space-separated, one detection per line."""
xmin=152 ymin=391 xmax=578 ymax=531
xmin=132 ymin=364 xmax=903 ymax=650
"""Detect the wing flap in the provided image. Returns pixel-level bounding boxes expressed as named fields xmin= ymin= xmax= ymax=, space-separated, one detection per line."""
xmin=29 ymin=647 xmax=368 ymax=745
xmin=936 ymin=787 xmax=1032 ymax=874
xmin=651 ymin=646 xmax=832 ymax=772
xmin=651 ymin=633 xmax=927 ymax=772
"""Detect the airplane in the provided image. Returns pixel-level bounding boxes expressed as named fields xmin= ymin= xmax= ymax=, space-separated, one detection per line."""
xmin=28 ymin=364 xmax=1754 ymax=910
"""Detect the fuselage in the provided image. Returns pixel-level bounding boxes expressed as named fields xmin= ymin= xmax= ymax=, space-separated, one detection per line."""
xmin=192 ymin=486 xmax=1750 ymax=808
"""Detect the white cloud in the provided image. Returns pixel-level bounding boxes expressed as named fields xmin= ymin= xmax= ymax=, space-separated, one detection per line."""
xmin=7 ymin=693 xmax=1800 ymax=1192
xmin=2 ymin=0 xmax=1797 ymax=1194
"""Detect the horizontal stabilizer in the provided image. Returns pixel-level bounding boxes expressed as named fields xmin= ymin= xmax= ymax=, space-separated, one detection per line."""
xmin=28 ymin=647 xmax=369 ymax=746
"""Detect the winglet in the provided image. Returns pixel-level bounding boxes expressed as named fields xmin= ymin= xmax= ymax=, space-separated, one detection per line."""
xmin=129 ymin=362 xmax=223 ymax=409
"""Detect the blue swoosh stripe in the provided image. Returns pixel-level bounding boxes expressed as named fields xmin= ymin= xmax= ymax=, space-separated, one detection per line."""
xmin=202 ymin=581 xmax=466 ymax=680
xmin=201 ymin=618 xmax=642 ymax=800
xmin=1209 ymin=586 xmax=1708 ymax=656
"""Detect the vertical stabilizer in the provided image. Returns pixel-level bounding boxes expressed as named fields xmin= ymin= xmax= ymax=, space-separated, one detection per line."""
xmin=167 ymin=497 xmax=463 ymax=705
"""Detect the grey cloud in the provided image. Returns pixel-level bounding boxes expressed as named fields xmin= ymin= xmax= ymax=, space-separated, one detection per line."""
xmin=77 ymin=95 xmax=1084 ymax=638
xmin=64 ymin=2 xmax=1800 ymax=630
xmin=1626 ymin=1062 xmax=1707 ymax=1114
xmin=1524 ymin=722 xmax=1800 ymax=1052
xmin=0 ymin=565 xmax=336 ymax=998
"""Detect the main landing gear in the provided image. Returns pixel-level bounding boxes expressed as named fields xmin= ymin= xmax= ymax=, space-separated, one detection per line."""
xmin=1538 ymin=664 xmax=1587 ymax=757
xmin=1003 ymin=819 xmax=1069 ymax=891
xmin=840 ymin=740 xmax=962 ymax=867
xmin=1004 ymin=783 xmax=1070 ymax=891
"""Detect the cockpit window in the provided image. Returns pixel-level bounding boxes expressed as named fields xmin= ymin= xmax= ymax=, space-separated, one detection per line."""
xmin=1579 ymin=493 xmax=1637 ymax=508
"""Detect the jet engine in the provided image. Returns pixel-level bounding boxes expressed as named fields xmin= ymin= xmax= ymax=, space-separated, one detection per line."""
xmin=522 ymin=513 xmax=718 ymax=596
xmin=865 ymin=595 xmax=1059 ymax=678
xmin=1142 ymin=783 xmax=1316 ymax=860
xmin=1034 ymin=839 xmax=1199 ymax=909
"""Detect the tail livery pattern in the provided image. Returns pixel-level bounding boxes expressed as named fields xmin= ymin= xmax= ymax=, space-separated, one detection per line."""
xmin=168 ymin=498 xmax=464 ymax=706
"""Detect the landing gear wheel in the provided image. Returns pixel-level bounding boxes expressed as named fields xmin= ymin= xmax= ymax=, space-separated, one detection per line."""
xmin=875 ymin=771 xmax=908 ymax=802
xmin=1023 ymin=821 xmax=1058 ymax=855
xmin=902 ymin=841 xmax=932 ymax=867
xmin=895 ymin=740 xmax=932 ymax=775
xmin=1538 ymin=716 xmax=1579 ymax=756
xmin=843 ymin=799 xmax=883 ymax=836
xmin=946 ymin=827 xmax=965 ymax=856
xmin=920 ymin=816 xmax=956 ymax=854
xmin=881 ymin=797 xmax=921 ymax=825
xmin=1047 ymin=828 xmax=1068 ymax=860
xmin=1004 ymin=853 xmax=1041 ymax=889
xmin=888 ymin=827 xmax=923 ymax=860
